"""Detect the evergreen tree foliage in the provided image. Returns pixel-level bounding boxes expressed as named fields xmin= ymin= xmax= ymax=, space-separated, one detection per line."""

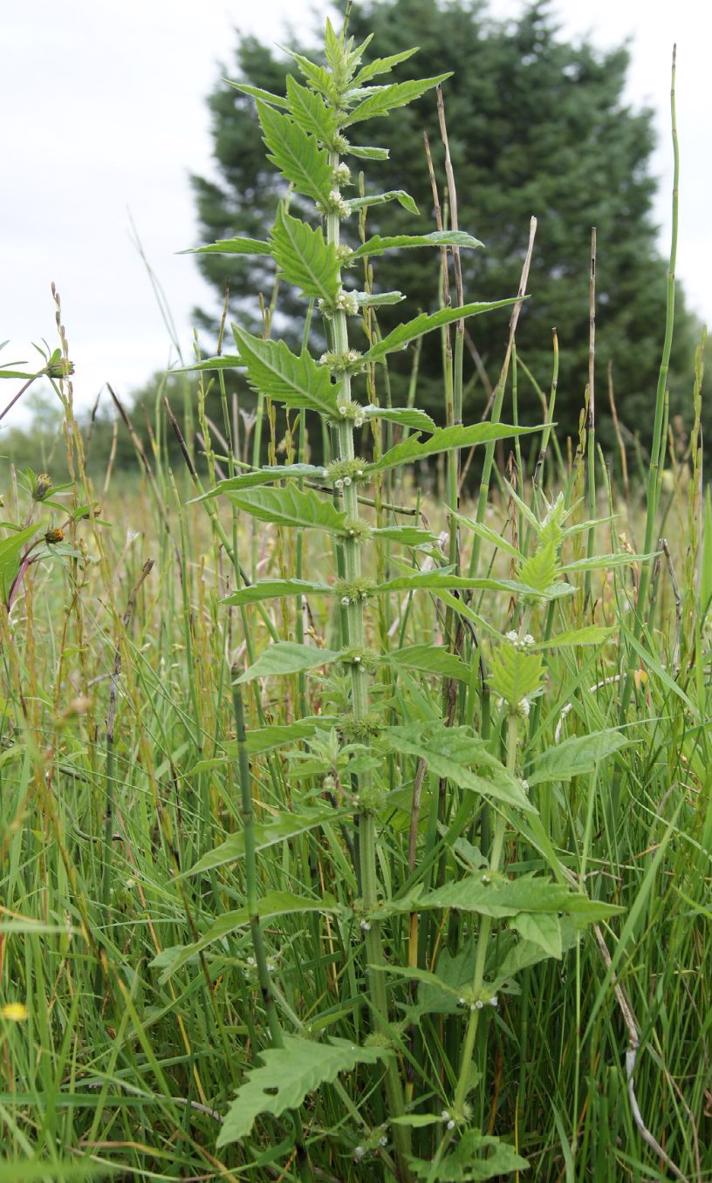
xmin=191 ymin=0 xmax=698 ymax=460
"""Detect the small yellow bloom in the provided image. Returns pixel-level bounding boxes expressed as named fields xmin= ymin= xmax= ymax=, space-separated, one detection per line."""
xmin=1 ymin=1002 xmax=28 ymax=1022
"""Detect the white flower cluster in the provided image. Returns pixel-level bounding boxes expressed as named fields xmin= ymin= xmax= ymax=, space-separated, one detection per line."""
xmin=505 ymin=630 xmax=535 ymax=649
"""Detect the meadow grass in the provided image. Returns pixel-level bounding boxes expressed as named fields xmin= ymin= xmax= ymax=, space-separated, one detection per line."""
xmin=1 ymin=18 xmax=711 ymax=1183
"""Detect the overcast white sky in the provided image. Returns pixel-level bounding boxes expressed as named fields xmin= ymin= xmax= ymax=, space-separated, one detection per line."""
xmin=2 ymin=0 xmax=709 ymax=426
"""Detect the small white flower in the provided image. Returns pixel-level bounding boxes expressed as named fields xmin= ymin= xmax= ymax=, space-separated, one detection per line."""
xmin=447 ymin=1119 xmax=456 ymax=1130
xmin=489 ymin=995 xmax=499 ymax=1008
xmin=440 ymin=1109 xmax=450 ymax=1121
xmin=341 ymin=596 xmax=351 ymax=606
xmin=353 ymin=1146 xmax=365 ymax=1161
xmin=360 ymin=919 xmax=371 ymax=932
xmin=505 ymin=629 xmax=518 ymax=644
xmin=475 ymin=999 xmax=484 ymax=1010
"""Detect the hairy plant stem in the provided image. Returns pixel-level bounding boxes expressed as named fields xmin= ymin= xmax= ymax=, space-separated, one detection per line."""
xmin=326 ymin=154 xmax=411 ymax=1176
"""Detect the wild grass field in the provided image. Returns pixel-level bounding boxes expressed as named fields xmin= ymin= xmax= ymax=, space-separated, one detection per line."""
xmin=1 ymin=14 xmax=711 ymax=1183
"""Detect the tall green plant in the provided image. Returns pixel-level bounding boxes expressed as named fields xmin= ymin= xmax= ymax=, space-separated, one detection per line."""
xmin=183 ymin=18 xmax=624 ymax=1181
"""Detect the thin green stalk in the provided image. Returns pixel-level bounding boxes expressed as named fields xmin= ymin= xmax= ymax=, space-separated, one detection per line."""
xmin=622 ymin=48 xmax=679 ymax=712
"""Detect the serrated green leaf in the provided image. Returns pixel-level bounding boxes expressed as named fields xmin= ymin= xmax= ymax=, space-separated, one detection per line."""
xmin=353 ymin=231 xmax=484 ymax=259
xmin=222 ymin=486 xmax=347 ymax=532
xmin=228 ymin=81 xmax=290 ymax=109
xmin=192 ymin=464 xmax=326 ymax=502
xmin=489 ymin=644 xmax=543 ymax=707
xmin=400 ymin=872 xmax=620 ymax=921
xmin=559 ymin=551 xmax=657 ymax=574
xmin=362 ymin=405 xmax=436 ymax=433
xmin=372 ymin=571 xmax=543 ymax=599
xmin=518 ymin=541 xmax=559 ymax=593
xmin=286 ymin=51 xmax=335 ymax=99
xmin=410 ymin=1128 xmax=529 ymax=1180
xmin=182 ymin=236 xmax=272 ymax=256
xmin=510 ymin=912 xmax=563 ymax=959
xmin=236 ymin=642 xmax=343 ymax=683
xmin=286 ymin=75 xmax=337 ymax=141
xmin=183 ymin=805 xmax=345 ymax=877
xmin=532 ymin=626 xmax=614 ymax=650
xmin=346 ymin=189 xmax=420 ymax=216
xmin=526 ymin=730 xmax=630 ymax=785
xmin=364 ymin=299 xmax=520 ymax=363
xmin=223 ymin=579 xmax=334 ymax=608
xmin=345 ymin=73 xmax=452 ymax=124
xmin=233 ymin=324 xmax=338 ymax=416
xmin=218 ymin=1036 xmax=391 ymax=1147
xmin=379 ymin=722 xmax=534 ymax=812
xmin=367 ymin=422 xmax=538 ymax=474
xmin=386 ymin=644 xmax=471 ymax=682
xmin=156 ymin=893 xmax=340 ymax=984
xmin=270 ymin=207 xmax=340 ymax=303
xmin=257 ymin=101 xmax=332 ymax=204
xmin=188 ymin=718 xmax=340 ymax=773
xmin=352 ymin=47 xmax=420 ymax=87
xmin=452 ymin=511 xmax=522 ymax=561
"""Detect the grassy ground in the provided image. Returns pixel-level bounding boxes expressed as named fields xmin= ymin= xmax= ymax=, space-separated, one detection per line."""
xmin=0 ymin=376 xmax=710 ymax=1183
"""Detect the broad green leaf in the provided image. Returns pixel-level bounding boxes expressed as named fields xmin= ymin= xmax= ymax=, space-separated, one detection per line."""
xmin=228 ymin=81 xmax=290 ymax=109
xmin=353 ymin=230 xmax=484 ymax=259
xmin=270 ymin=207 xmax=340 ymax=303
xmin=361 ymin=405 xmax=436 ymax=433
xmin=489 ymin=644 xmax=543 ymax=707
xmin=367 ymin=422 xmax=539 ymax=474
xmin=363 ymin=299 xmax=519 ymax=363
xmin=410 ymin=1128 xmax=528 ymax=1180
xmin=222 ymin=486 xmax=347 ymax=532
xmin=218 ymin=1036 xmax=390 ymax=1147
xmin=156 ymin=892 xmax=339 ymax=982
xmin=182 ymin=236 xmax=272 ymax=256
xmin=223 ymin=579 xmax=334 ymax=608
xmin=351 ymin=47 xmax=420 ymax=87
xmin=386 ymin=644 xmax=471 ymax=683
xmin=183 ymin=806 xmax=345 ymax=877
xmin=379 ymin=722 xmax=534 ymax=812
xmin=285 ymin=75 xmax=337 ymax=141
xmin=192 ymin=464 xmax=326 ymax=502
xmin=233 ymin=324 xmax=338 ymax=416
xmin=371 ymin=526 xmax=438 ymax=547
xmin=346 ymin=189 xmax=420 ymax=216
xmin=257 ymin=101 xmax=332 ymax=204
xmin=0 ymin=525 xmax=38 ymax=602
xmin=526 ymin=730 xmax=630 ymax=785
xmin=532 ymin=626 xmax=615 ymax=650
xmin=236 ymin=642 xmax=343 ymax=683
xmin=345 ymin=73 xmax=452 ymax=124
xmin=510 ymin=912 xmax=563 ymax=959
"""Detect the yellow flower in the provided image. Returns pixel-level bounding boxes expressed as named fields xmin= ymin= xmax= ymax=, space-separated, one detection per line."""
xmin=1 ymin=1002 xmax=28 ymax=1022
